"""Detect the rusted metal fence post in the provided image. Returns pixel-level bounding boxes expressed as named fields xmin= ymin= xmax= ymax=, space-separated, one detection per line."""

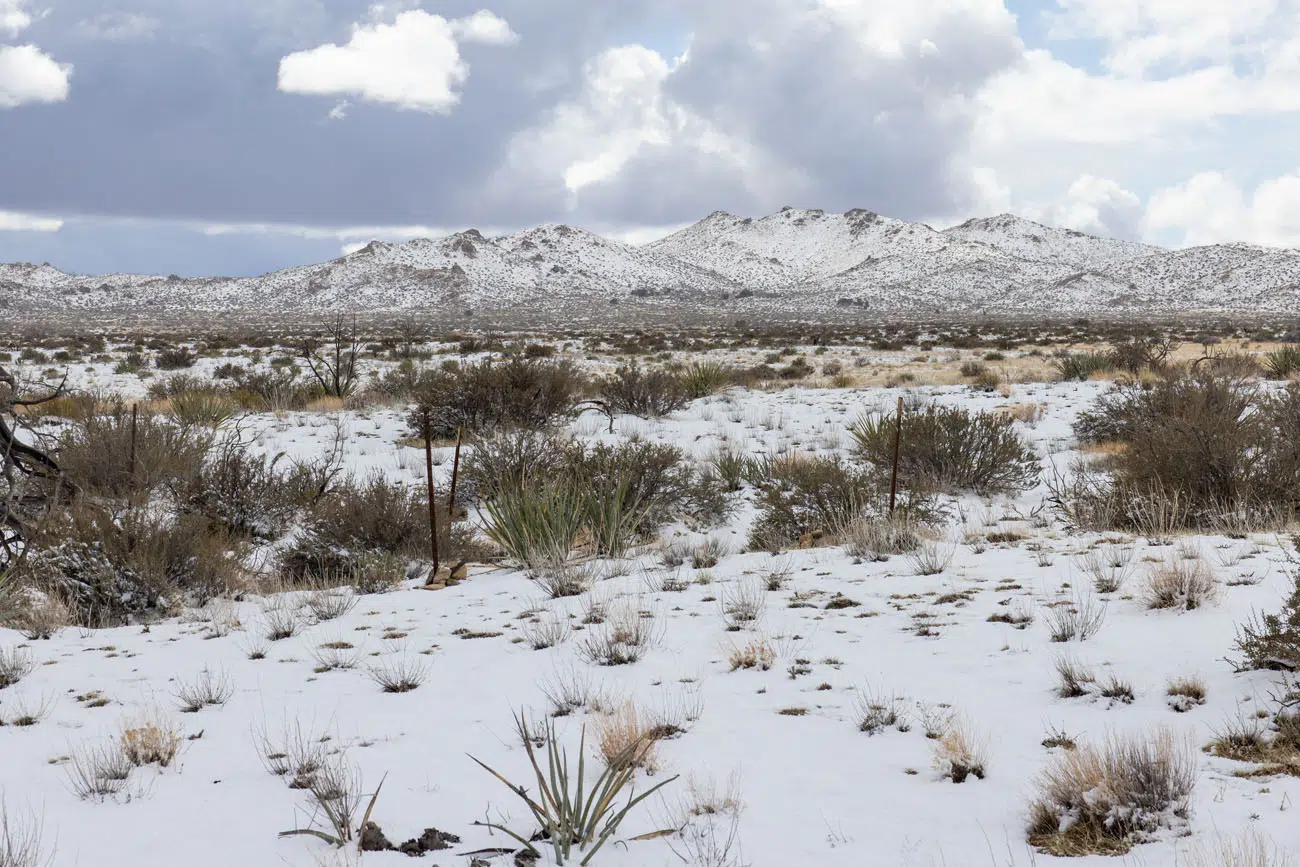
xmin=423 ymin=412 xmax=440 ymax=583
xmin=446 ymin=427 xmax=462 ymax=519
xmin=889 ymin=396 xmax=903 ymax=517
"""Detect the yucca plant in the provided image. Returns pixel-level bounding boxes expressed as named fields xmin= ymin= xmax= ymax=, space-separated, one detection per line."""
xmin=483 ymin=479 xmax=584 ymax=568
xmin=168 ymin=389 xmax=241 ymax=428
xmin=1264 ymin=345 xmax=1300 ymax=379
xmin=1053 ymin=351 xmax=1116 ymax=381
xmin=578 ymin=477 xmax=650 ymax=558
xmin=470 ymin=713 xmax=678 ymax=866
xmin=681 ymin=362 xmax=732 ymax=399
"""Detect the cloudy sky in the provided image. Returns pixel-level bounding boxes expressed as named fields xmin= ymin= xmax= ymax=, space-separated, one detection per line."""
xmin=1 ymin=0 xmax=1298 ymax=277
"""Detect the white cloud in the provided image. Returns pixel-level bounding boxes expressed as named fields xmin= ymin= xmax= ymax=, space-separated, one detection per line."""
xmin=0 ymin=209 xmax=61 ymax=231
xmin=0 ymin=0 xmax=31 ymax=38
xmin=0 ymin=44 xmax=71 ymax=109
xmin=277 ymin=8 xmax=516 ymax=113
xmin=1144 ymin=171 xmax=1300 ymax=247
xmin=449 ymin=9 xmax=519 ymax=45
xmin=1048 ymin=0 xmax=1281 ymax=77
xmin=1042 ymin=174 xmax=1143 ymax=239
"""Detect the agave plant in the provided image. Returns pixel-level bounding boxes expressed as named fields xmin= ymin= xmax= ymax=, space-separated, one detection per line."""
xmin=469 ymin=712 xmax=678 ymax=866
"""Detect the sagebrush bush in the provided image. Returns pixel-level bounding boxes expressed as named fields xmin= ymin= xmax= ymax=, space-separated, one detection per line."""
xmin=747 ymin=455 xmax=905 ymax=551
xmin=409 ymin=355 xmax=584 ymax=438
xmin=280 ymin=473 xmax=484 ymax=584
xmin=850 ymin=404 xmax=1039 ymax=495
xmin=597 ymin=365 xmax=689 ymax=418
xmin=1027 ymin=728 xmax=1196 ymax=856
xmin=1237 ymin=568 xmax=1300 ymax=671
xmin=1065 ymin=371 xmax=1300 ymax=530
xmin=59 ymin=403 xmax=212 ymax=501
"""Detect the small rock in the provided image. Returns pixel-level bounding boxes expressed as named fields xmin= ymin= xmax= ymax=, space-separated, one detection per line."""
xmin=359 ymin=821 xmax=396 ymax=852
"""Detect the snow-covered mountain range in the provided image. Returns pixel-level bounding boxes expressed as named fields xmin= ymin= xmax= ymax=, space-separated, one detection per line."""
xmin=3 ymin=207 xmax=1299 ymax=317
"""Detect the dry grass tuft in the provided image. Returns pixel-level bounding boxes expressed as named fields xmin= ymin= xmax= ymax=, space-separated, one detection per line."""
xmin=120 ymin=715 xmax=183 ymax=768
xmin=1027 ymin=727 xmax=1196 ymax=856
xmin=593 ymin=701 xmax=660 ymax=771
xmin=727 ymin=638 xmax=776 ymax=671
xmin=1144 ymin=557 xmax=1218 ymax=610
xmin=931 ymin=719 xmax=987 ymax=783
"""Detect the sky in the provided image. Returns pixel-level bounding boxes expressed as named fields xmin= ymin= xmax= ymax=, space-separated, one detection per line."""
xmin=1 ymin=0 xmax=1299 ymax=277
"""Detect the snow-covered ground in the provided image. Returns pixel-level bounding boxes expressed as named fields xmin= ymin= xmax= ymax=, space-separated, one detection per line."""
xmin=2 ymin=370 xmax=1298 ymax=867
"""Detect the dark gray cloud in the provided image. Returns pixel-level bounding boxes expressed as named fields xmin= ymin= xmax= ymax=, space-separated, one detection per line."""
xmin=0 ymin=0 xmax=1025 ymax=274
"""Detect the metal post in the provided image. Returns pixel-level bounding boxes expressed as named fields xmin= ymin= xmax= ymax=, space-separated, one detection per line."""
xmin=446 ymin=427 xmax=462 ymax=519
xmin=423 ymin=414 xmax=440 ymax=583
xmin=889 ymin=396 xmax=903 ymax=517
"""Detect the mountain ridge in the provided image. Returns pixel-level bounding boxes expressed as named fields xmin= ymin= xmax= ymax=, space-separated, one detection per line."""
xmin=2 ymin=208 xmax=1298 ymax=316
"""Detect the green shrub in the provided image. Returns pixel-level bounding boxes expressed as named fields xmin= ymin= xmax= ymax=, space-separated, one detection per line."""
xmin=850 ymin=404 xmax=1039 ymax=495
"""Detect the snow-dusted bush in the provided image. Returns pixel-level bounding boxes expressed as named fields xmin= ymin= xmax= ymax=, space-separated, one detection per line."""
xmin=1027 ymin=728 xmax=1196 ymax=856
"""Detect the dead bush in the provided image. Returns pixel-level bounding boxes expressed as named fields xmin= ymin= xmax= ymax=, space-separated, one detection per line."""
xmin=58 ymin=402 xmax=211 ymax=502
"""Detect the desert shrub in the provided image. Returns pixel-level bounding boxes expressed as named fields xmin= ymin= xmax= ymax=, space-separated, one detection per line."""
xmin=850 ymin=405 xmax=1039 ymax=495
xmin=409 ymin=355 xmax=584 ymax=439
xmin=58 ymin=404 xmax=213 ymax=501
xmin=710 ymin=445 xmax=755 ymax=492
xmin=227 ymin=368 xmax=317 ymax=411
xmin=1027 ymin=729 xmax=1196 ymax=856
xmin=171 ymin=437 xmax=302 ymax=538
xmin=483 ymin=480 xmax=585 ymax=569
xmin=932 ymin=720 xmax=987 ymax=783
xmin=280 ymin=473 xmax=482 ymax=584
xmin=461 ymin=429 xmax=568 ymax=502
xmin=1143 ymin=557 xmax=1217 ymax=610
xmin=469 ymin=713 xmax=677 ymax=866
xmin=960 ymin=360 xmax=987 ymax=378
xmin=747 ymin=455 xmax=879 ymax=551
xmin=24 ymin=509 xmax=241 ymax=626
xmin=155 ymin=346 xmax=196 ymax=370
xmin=562 ymin=440 xmax=729 ymax=531
xmin=469 ymin=432 xmax=731 ymax=553
xmin=680 ymin=362 xmax=733 ymax=399
xmin=0 ymin=798 xmax=51 ymax=866
xmin=842 ymin=514 xmax=923 ymax=561
xmin=1236 ymin=569 xmax=1300 ymax=672
xmin=1066 ymin=371 xmax=1300 ymax=529
xmin=597 ymin=365 xmax=689 ymax=418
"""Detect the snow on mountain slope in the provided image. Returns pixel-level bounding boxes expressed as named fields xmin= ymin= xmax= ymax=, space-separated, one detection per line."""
xmin=2 ymin=208 xmax=1298 ymax=316
xmin=647 ymin=207 xmax=948 ymax=289
xmin=940 ymin=214 xmax=1157 ymax=272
